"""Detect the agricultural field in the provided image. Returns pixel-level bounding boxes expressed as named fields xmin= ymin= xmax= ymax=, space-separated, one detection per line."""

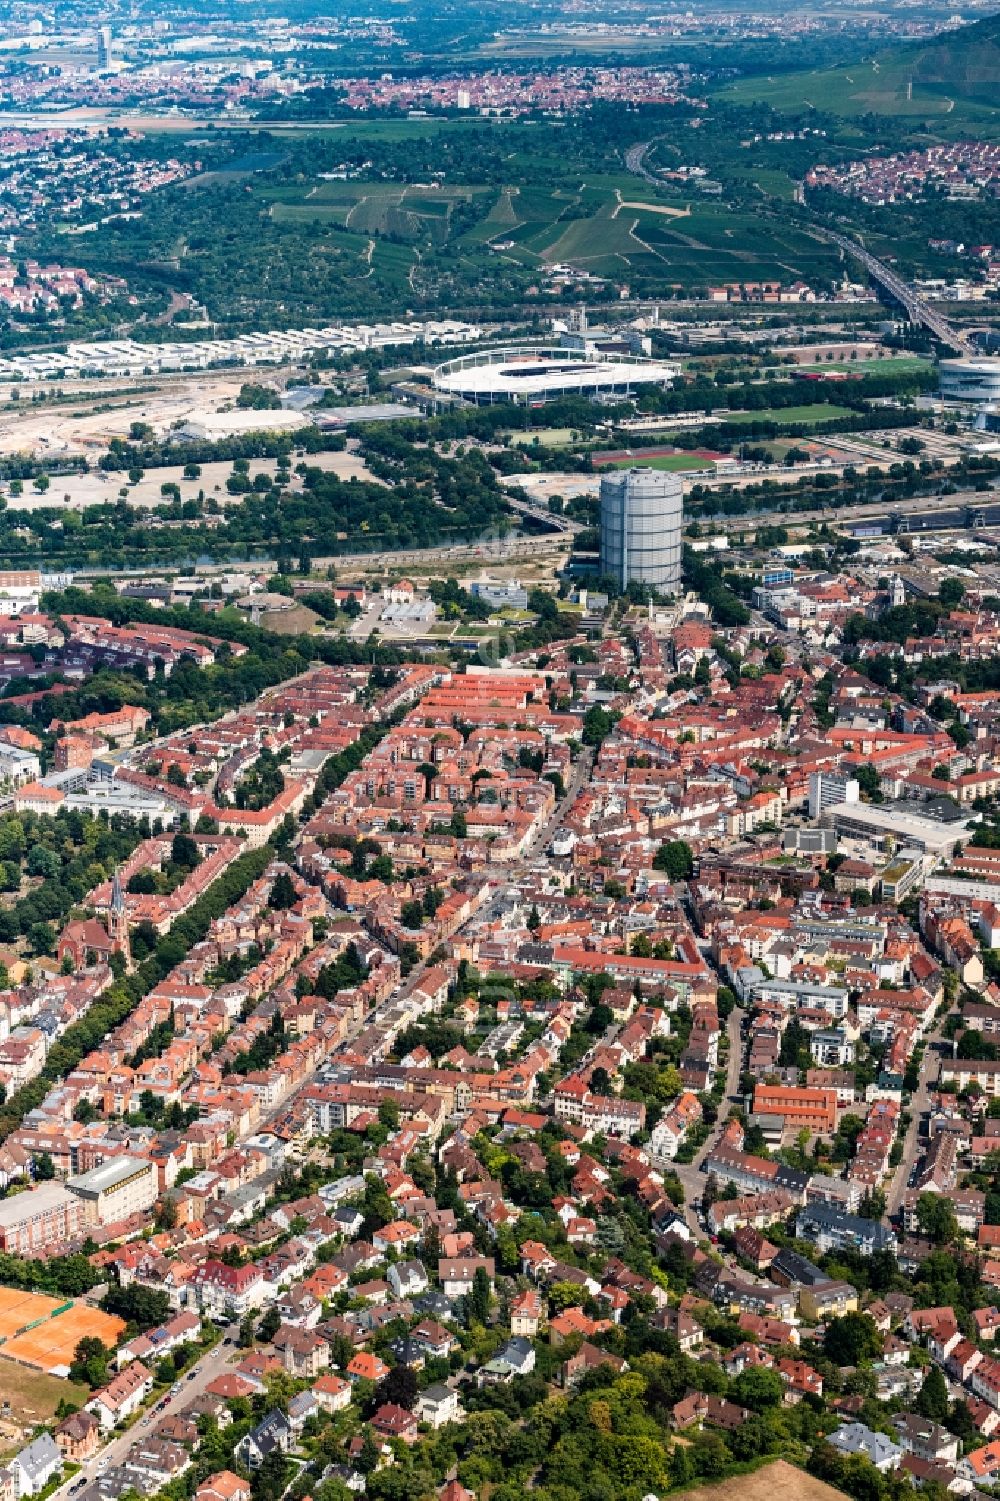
xmin=718 ymin=14 xmax=1000 ymax=137
xmin=273 ymin=173 xmax=839 ymax=283
xmin=55 ymin=118 xmax=847 ymax=327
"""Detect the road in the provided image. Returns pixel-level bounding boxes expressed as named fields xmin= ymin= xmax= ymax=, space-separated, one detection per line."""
xmin=670 ymin=1004 xmax=745 ymax=1238
xmin=625 ymin=139 xmax=669 ymax=188
xmin=624 ymin=141 xmax=973 ymax=357
xmin=885 ymin=1010 xmax=952 ymax=1219
xmin=819 ymin=229 xmax=975 ymax=357
xmin=50 ymin=1335 xmax=238 ymax=1501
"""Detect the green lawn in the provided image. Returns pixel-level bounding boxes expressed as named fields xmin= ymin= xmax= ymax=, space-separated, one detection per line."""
xmin=722 ymin=403 xmax=856 ymax=425
xmin=606 ymin=453 xmax=714 ymax=471
xmin=792 ymin=357 xmax=933 ymax=375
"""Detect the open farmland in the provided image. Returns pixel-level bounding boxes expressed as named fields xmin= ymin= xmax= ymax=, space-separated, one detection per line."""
xmin=260 ymin=173 xmax=845 ymax=286
xmin=69 ymin=119 xmax=845 ymax=326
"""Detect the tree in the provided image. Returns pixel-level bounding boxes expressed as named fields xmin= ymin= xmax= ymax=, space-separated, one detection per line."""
xmin=378 ymin=1097 xmax=399 ymax=1131
xmin=69 ymin=1336 xmax=110 ymax=1389
xmin=252 ymin=1451 xmax=288 ymax=1501
xmin=669 ymin=1443 xmax=694 ymax=1486
xmin=376 ymin=1365 xmax=418 ymax=1409
xmin=400 ymin=900 xmax=423 ymax=930
xmin=823 ymin=1311 xmax=882 ymax=1366
xmin=915 ymin=1192 xmax=959 ymax=1246
xmin=732 ymin=1366 xmax=785 ymax=1411
xmin=590 ymin=1066 xmax=611 ymax=1096
xmin=156 ymin=1196 xmax=178 ymax=1231
xmin=582 ymin=706 xmax=615 ymax=747
xmin=652 ymin=840 xmax=694 ymax=880
xmin=940 ymin=577 xmax=965 ymax=609
xmin=916 ymin=1364 xmax=950 ymax=1424
xmin=101 ymin=1284 xmax=171 ymax=1331
xmin=268 ymin=871 xmax=297 ymax=911
xmin=27 ymin=845 xmax=60 ymax=879
xmin=29 ymin=922 xmax=54 ymax=956
xmin=258 ymin=1305 xmax=282 ymax=1344
xmin=362 ymin=1173 xmax=393 ymax=1233
xmin=170 ymin=834 xmax=198 ymax=870
xmin=468 ymin=1265 xmax=492 ymax=1325
xmin=357 ymin=1431 xmax=381 ymax=1476
xmin=33 ymin=1152 xmax=55 ymax=1181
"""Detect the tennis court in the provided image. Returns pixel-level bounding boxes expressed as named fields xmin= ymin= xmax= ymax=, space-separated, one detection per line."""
xmin=0 ymin=1288 xmax=66 ymax=1340
xmin=0 ymin=1289 xmax=125 ymax=1375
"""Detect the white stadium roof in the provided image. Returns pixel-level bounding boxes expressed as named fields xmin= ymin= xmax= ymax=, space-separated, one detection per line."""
xmin=432 ymin=345 xmax=678 ymax=404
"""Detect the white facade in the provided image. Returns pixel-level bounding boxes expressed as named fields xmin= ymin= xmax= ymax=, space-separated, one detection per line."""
xmin=66 ymin=1155 xmax=158 ymax=1226
xmin=808 ymin=770 xmax=859 ymax=822
xmin=940 ymin=358 xmax=1000 ymax=403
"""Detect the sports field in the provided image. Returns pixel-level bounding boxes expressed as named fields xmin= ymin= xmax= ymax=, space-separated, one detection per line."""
xmin=0 ymin=1289 xmax=125 ymax=1375
xmin=603 ymin=453 xmax=713 ymax=472
xmin=0 ymin=1288 xmax=66 ymax=1338
xmin=722 ymin=403 xmax=855 ymax=426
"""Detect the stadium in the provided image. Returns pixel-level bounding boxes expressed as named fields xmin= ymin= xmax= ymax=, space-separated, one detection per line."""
xmin=431 ymin=345 xmax=678 ymax=406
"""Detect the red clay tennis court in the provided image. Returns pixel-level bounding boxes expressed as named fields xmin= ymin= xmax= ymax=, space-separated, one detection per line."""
xmin=0 ymin=1288 xmax=125 ymax=1375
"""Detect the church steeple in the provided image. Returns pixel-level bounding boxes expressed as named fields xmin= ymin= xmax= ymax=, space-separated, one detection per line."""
xmin=108 ymin=865 xmax=131 ymax=973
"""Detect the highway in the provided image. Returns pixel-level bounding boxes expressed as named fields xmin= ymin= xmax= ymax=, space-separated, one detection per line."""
xmin=820 ymin=229 xmax=976 ymax=357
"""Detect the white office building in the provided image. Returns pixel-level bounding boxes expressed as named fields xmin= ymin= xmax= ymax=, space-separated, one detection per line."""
xmin=808 ymin=770 xmax=860 ymax=821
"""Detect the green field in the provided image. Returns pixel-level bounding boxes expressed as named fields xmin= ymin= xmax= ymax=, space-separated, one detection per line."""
xmin=792 ymin=356 xmax=933 ymax=375
xmin=605 ymin=453 xmax=714 ymax=471
xmin=722 ymin=402 xmax=856 ymax=425
xmin=74 ymin=113 xmax=855 ymax=326
xmin=245 ymin=153 xmax=845 ymax=291
xmin=717 ymin=18 xmax=1000 ymax=136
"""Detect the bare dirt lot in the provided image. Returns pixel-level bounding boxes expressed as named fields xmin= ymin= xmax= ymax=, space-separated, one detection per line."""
xmin=0 ymin=443 xmax=381 ymax=513
xmin=682 ymin=1461 xmax=845 ymax=1501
